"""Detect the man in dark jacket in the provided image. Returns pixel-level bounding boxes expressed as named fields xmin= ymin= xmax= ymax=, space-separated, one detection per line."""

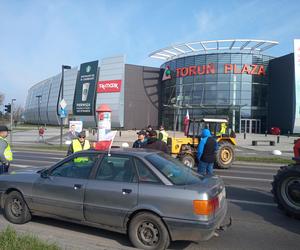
xmin=197 ymin=129 xmax=218 ymax=175
xmin=144 ymin=130 xmax=169 ymax=154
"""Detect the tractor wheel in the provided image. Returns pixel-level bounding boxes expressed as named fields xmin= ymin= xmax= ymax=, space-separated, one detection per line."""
xmin=180 ymin=154 xmax=195 ymax=169
xmin=215 ymin=142 xmax=235 ymax=169
xmin=272 ymin=165 xmax=300 ymax=219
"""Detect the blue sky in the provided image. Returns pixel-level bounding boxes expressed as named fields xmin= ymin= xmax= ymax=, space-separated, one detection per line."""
xmin=0 ymin=0 xmax=300 ymax=106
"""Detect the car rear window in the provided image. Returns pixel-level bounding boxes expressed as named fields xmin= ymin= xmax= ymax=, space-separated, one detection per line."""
xmin=145 ymin=153 xmax=202 ymax=185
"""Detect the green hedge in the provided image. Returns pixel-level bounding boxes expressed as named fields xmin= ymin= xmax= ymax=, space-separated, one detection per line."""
xmin=0 ymin=227 xmax=60 ymax=250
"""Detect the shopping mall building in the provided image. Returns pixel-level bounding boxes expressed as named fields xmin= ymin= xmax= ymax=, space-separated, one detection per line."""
xmin=24 ymin=39 xmax=300 ymax=134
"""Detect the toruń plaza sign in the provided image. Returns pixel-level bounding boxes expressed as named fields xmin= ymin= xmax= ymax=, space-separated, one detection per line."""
xmin=175 ymin=64 xmax=266 ymax=77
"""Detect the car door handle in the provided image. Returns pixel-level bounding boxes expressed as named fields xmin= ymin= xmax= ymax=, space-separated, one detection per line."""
xmin=122 ymin=189 xmax=132 ymax=195
xmin=74 ymin=184 xmax=82 ymax=190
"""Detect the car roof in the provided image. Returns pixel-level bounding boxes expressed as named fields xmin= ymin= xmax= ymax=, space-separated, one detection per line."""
xmin=75 ymin=148 xmax=159 ymax=157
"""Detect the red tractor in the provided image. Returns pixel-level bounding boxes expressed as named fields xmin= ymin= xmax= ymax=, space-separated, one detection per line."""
xmin=272 ymin=139 xmax=300 ymax=218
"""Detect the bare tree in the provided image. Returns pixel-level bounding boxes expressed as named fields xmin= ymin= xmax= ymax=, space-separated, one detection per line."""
xmin=0 ymin=92 xmax=4 ymax=105
xmin=13 ymin=105 xmax=24 ymax=122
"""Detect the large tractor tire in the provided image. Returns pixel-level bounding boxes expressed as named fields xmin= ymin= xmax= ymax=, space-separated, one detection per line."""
xmin=215 ymin=142 xmax=235 ymax=169
xmin=272 ymin=165 xmax=300 ymax=219
xmin=180 ymin=154 xmax=195 ymax=169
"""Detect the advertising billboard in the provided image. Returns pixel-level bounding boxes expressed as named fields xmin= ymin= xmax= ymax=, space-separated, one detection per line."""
xmin=294 ymin=39 xmax=300 ymax=133
xmin=97 ymin=79 xmax=122 ymax=93
xmin=73 ymin=60 xmax=99 ymax=115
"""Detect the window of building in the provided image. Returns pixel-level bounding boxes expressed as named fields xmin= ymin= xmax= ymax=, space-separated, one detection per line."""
xmin=217 ymin=91 xmax=230 ymax=104
xmin=242 ymin=54 xmax=252 ymax=64
xmin=218 ymin=74 xmax=231 ymax=82
xmin=217 ymin=83 xmax=230 ymax=91
xmin=231 ymin=54 xmax=242 ymax=64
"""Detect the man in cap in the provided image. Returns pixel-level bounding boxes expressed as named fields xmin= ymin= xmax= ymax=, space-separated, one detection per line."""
xmin=133 ymin=130 xmax=147 ymax=148
xmin=0 ymin=125 xmax=13 ymax=174
xmin=67 ymin=130 xmax=91 ymax=156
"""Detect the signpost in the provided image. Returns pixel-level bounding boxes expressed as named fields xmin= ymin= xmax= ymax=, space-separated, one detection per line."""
xmin=59 ymin=99 xmax=67 ymax=118
xmin=60 ymin=65 xmax=71 ymax=148
xmin=60 ymin=108 xmax=67 ymax=118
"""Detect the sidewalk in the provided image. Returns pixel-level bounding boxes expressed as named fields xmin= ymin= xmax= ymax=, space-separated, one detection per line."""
xmin=10 ymin=127 xmax=297 ymax=156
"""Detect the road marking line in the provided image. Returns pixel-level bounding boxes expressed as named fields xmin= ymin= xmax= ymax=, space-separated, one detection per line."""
xmin=14 ymin=156 xmax=62 ymax=160
xmin=11 ymin=164 xmax=34 ymax=168
xmin=219 ymin=175 xmax=272 ymax=182
xmin=228 ymin=199 xmax=276 ymax=207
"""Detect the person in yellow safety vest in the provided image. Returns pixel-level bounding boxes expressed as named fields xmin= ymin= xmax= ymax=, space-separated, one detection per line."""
xmin=158 ymin=125 xmax=169 ymax=144
xmin=0 ymin=125 xmax=13 ymax=174
xmin=216 ymin=123 xmax=227 ymax=136
xmin=67 ymin=131 xmax=91 ymax=156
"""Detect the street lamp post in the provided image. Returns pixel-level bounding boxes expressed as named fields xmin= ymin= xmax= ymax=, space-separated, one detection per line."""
xmin=35 ymin=95 xmax=42 ymax=128
xmin=60 ymin=65 xmax=71 ymax=148
xmin=10 ymin=98 xmax=16 ymax=145
xmin=232 ymin=74 xmax=237 ymax=132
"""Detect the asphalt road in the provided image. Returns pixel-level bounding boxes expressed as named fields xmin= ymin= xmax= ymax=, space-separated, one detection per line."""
xmin=0 ymin=149 xmax=299 ymax=250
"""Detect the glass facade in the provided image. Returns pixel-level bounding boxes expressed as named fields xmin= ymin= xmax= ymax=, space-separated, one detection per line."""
xmin=161 ymin=53 xmax=274 ymax=133
xmin=24 ymin=68 xmax=78 ymax=125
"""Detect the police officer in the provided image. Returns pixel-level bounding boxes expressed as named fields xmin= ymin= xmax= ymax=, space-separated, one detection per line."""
xmin=0 ymin=125 xmax=13 ymax=174
xmin=158 ymin=125 xmax=169 ymax=144
xmin=67 ymin=131 xmax=91 ymax=156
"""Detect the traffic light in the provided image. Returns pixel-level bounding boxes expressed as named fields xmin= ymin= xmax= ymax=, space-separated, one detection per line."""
xmin=4 ymin=104 xmax=11 ymax=113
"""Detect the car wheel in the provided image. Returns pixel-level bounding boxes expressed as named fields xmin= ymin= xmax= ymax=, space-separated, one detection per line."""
xmin=4 ymin=191 xmax=32 ymax=224
xmin=129 ymin=212 xmax=170 ymax=250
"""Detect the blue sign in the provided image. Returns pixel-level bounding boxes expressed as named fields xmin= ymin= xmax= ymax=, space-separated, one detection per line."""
xmin=60 ymin=108 xmax=67 ymax=118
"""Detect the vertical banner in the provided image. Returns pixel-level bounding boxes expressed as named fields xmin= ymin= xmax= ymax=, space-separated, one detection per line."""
xmin=294 ymin=39 xmax=300 ymax=133
xmin=73 ymin=60 xmax=98 ymax=115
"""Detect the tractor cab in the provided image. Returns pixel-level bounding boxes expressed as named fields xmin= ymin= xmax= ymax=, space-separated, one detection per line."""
xmin=188 ymin=118 xmax=236 ymax=144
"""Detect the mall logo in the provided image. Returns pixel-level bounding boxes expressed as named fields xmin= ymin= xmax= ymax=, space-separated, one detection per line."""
xmin=97 ymin=79 xmax=122 ymax=93
xmin=86 ymin=65 xmax=91 ymax=73
xmin=162 ymin=65 xmax=172 ymax=81
xmin=175 ymin=63 xmax=266 ymax=77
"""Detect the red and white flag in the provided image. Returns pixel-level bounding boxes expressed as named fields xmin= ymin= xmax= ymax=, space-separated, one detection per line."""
xmin=94 ymin=131 xmax=117 ymax=151
xmin=183 ymin=110 xmax=190 ymax=136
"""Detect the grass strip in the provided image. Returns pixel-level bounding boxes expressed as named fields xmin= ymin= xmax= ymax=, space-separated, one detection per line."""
xmin=13 ymin=145 xmax=68 ymax=152
xmin=0 ymin=226 xmax=61 ymax=250
xmin=236 ymin=156 xmax=294 ymax=164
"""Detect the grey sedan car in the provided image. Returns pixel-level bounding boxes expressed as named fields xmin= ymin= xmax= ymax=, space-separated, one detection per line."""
xmin=0 ymin=149 xmax=227 ymax=250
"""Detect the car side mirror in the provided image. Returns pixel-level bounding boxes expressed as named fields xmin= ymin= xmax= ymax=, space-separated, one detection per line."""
xmin=40 ymin=170 xmax=49 ymax=178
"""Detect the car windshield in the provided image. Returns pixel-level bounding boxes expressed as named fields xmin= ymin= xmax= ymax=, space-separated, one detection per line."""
xmin=145 ymin=153 xmax=203 ymax=185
